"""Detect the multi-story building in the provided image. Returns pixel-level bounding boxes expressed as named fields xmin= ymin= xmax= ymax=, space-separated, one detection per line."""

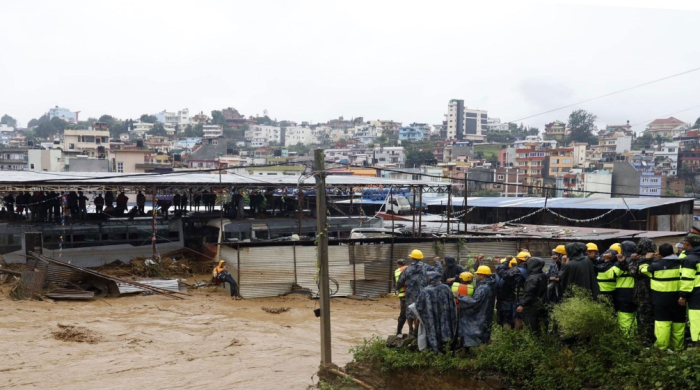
xmin=0 ymin=146 xmax=28 ymax=171
xmin=353 ymin=125 xmax=379 ymax=146
xmin=445 ymin=99 xmax=488 ymax=142
xmin=192 ymin=111 xmax=209 ymax=124
xmin=130 ymin=122 xmax=153 ymax=138
xmin=653 ymin=141 xmax=680 ymax=176
xmin=443 ymin=142 xmax=475 ymax=164
xmin=155 ymin=108 xmax=190 ymax=134
xmin=408 ymin=123 xmax=432 ymax=139
xmin=571 ymin=142 xmax=588 ymax=168
xmin=612 ymin=155 xmax=665 ymax=197
xmin=595 ymin=133 xmax=632 ymax=154
xmin=63 ymin=123 xmax=110 ymax=158
xmin=398 ymin=126 xmax=425 ymax=141
xmin=543 ymin=120 xmax=568 ymax=141
xmin=48 ymin=106 xmax=79 ymax=123
xmin=28 ymin=148 xmax=64 ymax=172
xmin=369 ymin=120 xmax=402 ymax=136
xmin=545 ymin=148 xmax=575 ymax=176
xmin=644 ymin=117 xmax=688 ymax=139
xmin=514 ymin=145 xmax=551 ymax=194
xmin=600 ymin=123 xmax=634 ymax=137
xmin=245 ymin=125 xmax=281 ymax=145
xmin=486 ymin=118 xmax=509 ymax=132
xmin=203 ymin=124 xmax=223 ymax=139
xmin=285 ymin=126 xmax=312 ymax=146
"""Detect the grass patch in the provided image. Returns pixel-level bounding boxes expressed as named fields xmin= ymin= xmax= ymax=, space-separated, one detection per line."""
xmin=474 ymin=143 xmax=506 ymax=157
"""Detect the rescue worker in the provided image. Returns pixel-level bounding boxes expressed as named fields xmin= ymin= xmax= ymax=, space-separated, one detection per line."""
xmin=548 ymin=245 xmax=566 ymax=304
xmin=442 ymin=256 xmax=465 ymax=285
xmin=451 ymin=272 xmax=474 ymax=299
xmin=632 ymin=238 xmax=657 ymax=344
xmin=610 ymin=243 xmax=622 ymax=255
xmin=506 ymin=251 xmax=530 ymax=330
xmin=640 ymin=243 xmax=685 ymax=350
xmin=677 ymin=242 xmax=686 ymax=258
xmin=411 ymin=271 xmax=458 ymax=353
xmin=611 ymin=242 xmax=638 ymax=337
xmin=212 ymin=260 xmax=241 ymax=299
xmin=517 ymin=257 xmax=549 ymax=334
xmin=596 ymin=249 xmax=618 ymax=303
xmin=457 ymin=265 xmax=497 ymax=348
xmin=396 ymin=249 xmax=443 ymax=337
xmin=680 ymin=234 xmax=700 ymax=344
xmin=495 ymin=255 xmax=515 ymax=329
xmin=586 ymin=243 xmax=600 ymax=264
xmin=394 ymin=259 xmax=408 ymax=335
xmin=560 ymin=242 xmax=599 ymax=300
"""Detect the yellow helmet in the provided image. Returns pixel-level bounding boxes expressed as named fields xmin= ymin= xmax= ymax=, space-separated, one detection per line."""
xmin=476 ymin=265 xmax=492 ymax=275
xmin=459 ymin=272 xmax=473 ymax=283
xmin=409 ymin=249 xmax=423 ymax=260
xmin=500 ymin=258 xmax=507 ymax=263
xmin=516 ymin=251 xmax=530 ymax=261
xmin=610 ymin=243 xmax=622 ymax=254
xmin=586 ymin=243 xmax=598 ymax=251
xmin=553 ymin=245 xmax=566 ymax=255
xmin=509 ymin=259 xmax=518 ymax=268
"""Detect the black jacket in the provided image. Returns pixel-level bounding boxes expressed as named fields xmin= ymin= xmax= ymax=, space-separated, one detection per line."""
xmin=560 ymin=242 xmax=600 ymax=299
xmin=522 ymin=257 xmax=548 ymax=314
xmin=441 ymin=256 xmax=465 ymax=284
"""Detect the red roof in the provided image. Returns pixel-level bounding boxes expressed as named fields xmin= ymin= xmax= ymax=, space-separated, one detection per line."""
xmin=648 ymin=117 xmax=685 ymax=125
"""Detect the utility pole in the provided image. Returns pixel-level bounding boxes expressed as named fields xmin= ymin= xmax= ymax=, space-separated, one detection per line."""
xmin=314 ymin=149 xmax=332 ymax=366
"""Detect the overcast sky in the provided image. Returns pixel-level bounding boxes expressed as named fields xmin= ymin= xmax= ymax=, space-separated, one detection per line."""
xmin=1 ymin=0 xmax=699 ymax=132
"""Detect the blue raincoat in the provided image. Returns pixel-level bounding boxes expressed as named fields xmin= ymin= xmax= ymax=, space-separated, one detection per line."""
xmin=457 ymin=275 xmax=497 ymax=347
xmin=414 ymin=271 xmax=458 ymax=353
xmin=397 ymin=259 xmax=444 ymax=319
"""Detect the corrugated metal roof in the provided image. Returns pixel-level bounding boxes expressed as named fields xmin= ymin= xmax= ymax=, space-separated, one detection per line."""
xmin=456 ymin=223 xmax=686 ymax=241
xmin=425 ymin=196 xmax=692 ymax=211
xmin=0 ymin=171 xmax=439 ymax=187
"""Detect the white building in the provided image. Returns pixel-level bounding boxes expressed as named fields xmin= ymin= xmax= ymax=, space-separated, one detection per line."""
xmin=155 ymin=108 xmax=190 ymax=134
xmin=583 ymin=171 xmax=612 ymax=198
xmin=245 ymin=125 xmax=281 ymax=145
xmin=445 ymin=99 xmax=488 ymax=142
xmin=130 ymin=122 xmax=153 ymax=138
xmin=372 ymin=146 xmax=405 ymax=167
xmin=653 ymin=141 xmax=680 ymax=176
xmin=353 ymin=125 xmax=379 ymax=146
xmin=285 ymin=127 xmax=312 ymax=146
xmin=0 ymin=124 xmax=15 ymax=134
xmin=486 ymin=118 xmax=509 ymax=132
xmin=28 ymin=149 xmax=64 ymax=172
xmin=203 ymin=124 xmax=223 ymax=139
xmin=571 ymin=142 xmax=588 ymax=168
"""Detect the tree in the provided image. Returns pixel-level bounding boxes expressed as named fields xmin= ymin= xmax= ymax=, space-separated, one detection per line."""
xmin=150 ymin=123 xmax=167 ymax=136
xmin=140 ymin=114 xmax=158 ymax=123
xmin=567 ymin=109 xmax=598 ymax=145
xmin=184 ymin=124 xmax=203 ymax=137
xmin=49 ymin=117 xmax=68 ymax=132
xmin=1 ymin=114 xmax=17 ymax=127
xmin=693 ymin=116 xmax=700 ymax=129
xmin=211 ymin=110 xmax=226 ymax=126
xmin=405 ymin=149 xmax=435 ymax=168
xmin=34 ymin=121 xmax=58 ymax=139
xmin=488 ymin=153 xmax=499 ymax=167
xmin=28 ymin=114 xmax=50 ymax=128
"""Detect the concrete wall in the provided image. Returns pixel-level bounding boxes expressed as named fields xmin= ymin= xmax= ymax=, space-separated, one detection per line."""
xmin=68 ymin=158 xmax=109 ymax=172
xmin=612 ymin=162 xmax=640 ymax=196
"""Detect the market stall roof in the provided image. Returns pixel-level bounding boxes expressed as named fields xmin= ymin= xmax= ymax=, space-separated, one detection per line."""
xmin=424 ymin=196 xmax=693 ymax=211
xmin=0 ymin=170 xmax=442 ymax=187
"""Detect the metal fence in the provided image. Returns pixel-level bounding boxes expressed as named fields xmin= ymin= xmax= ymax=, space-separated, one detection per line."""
xmin=220 ymin=238 xmax=521 ymax=299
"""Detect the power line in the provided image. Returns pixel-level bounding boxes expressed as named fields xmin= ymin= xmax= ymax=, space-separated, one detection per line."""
xmin=506 ymin=65 xmax=700 ymax=123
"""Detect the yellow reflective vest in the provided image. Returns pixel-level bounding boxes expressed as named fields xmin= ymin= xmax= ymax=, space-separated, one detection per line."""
xmin=394 ymin=266 xmax=407 ymax=297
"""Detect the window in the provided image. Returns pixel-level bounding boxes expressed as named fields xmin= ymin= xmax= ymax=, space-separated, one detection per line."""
xmin=267 ymin=173 xmax=277 ymax=175
xmin=497 ymin=175 xmax=504 ymax=180
xmin=30 ymin=163 xmax=35 ymax=169
xmin=69 ymin=143 xmax=75 ymax=150
xmin=213 ymin=140 xmax=218 ymax=145
xmin=117 ymin=162 xmax=124 ymax=173
xmin=563 ymin=159 xmax=571 ymax=164
xmin=551 ymin=167 xmax=558 ymax=172
xmin=551 ymin=158 xmax=559 ymax=164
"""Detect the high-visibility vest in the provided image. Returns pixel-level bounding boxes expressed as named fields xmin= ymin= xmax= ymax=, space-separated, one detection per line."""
xmin=597 ymin=263 xmax=616 ymax=293
xmin=451 ymin=281 xmax=473 ymax=297
xmin=394 ymin=266 xmax=407 ymax=297
xmin=641 ymin=259 xmax=682 ymax=293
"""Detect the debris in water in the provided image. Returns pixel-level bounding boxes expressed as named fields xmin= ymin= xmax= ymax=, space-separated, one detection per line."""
xmin=261 ymin=306 xmax=291 ymax=314
xmin=51 ymin=323 xmax=102 ymax=344
xmin=226 ymin=338 xmax=242 ymax=348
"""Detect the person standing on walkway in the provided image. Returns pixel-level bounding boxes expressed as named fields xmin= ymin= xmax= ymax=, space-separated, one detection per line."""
xmin=94 ymin=193 xmax=104 ymax=214
xmin=394 ymin=259 xmax=408 ymax=335
xmin=136 ymin=191 xmax=146 ymax=215
xmin=396 ymin=249 xmax=443 ymax=337
xmin=641 ymin=243 xmax=685 ymax=350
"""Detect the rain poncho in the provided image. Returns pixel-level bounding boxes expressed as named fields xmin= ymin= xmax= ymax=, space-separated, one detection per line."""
xmin=441 ymin=256 xmax=465 ymax=284
xmin=629 ymin=239 xmax=655 ymax=343
xmin=397 ymin=259 xmax=443 ymax=319
xmin=412 ymin=271 xmax=458 ymax=353
xmin=560 ymin=242 xmax=599 ymax=299
xmin=457 ymin=275 xmax=497 ymax=347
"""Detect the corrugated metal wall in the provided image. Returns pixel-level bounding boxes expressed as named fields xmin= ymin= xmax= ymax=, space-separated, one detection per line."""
xmin=222 ymin=238 xmax=523 ymax=299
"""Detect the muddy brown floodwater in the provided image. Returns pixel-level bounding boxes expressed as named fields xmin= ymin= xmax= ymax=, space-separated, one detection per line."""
xmin=0 ymin=280 xmax=398 ymax=390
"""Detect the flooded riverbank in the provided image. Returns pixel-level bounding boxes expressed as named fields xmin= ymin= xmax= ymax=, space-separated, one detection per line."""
xmin=0 ymin=280 xmax=398 ymax=389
